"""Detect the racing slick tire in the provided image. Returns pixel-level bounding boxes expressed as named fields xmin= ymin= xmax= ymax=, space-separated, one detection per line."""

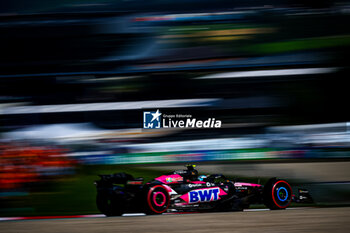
xmin=263 ymin=178 xmax=293 ymax=210
xmin=96 ymin=193 xmax=125 ymax=216
xmin=144 ymin=185 xmax=170 ymax=215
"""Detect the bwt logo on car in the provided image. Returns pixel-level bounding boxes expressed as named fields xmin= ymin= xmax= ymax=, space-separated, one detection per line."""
xmin=188 ymin=188 xmax=220 ymax=203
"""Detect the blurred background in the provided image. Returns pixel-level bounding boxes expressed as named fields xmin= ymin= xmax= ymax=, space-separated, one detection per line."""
xmin=1 ymin=0 xmax=350 ymax=217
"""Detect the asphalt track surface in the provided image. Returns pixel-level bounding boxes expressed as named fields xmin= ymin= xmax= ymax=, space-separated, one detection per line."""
xmin=1 ymin=207 xmax=350 ymax=233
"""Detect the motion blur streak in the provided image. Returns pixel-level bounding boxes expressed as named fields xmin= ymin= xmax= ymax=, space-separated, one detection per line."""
xmin=196 ymin=68 xmax=338 ymax=79
xmin=0 ymin=98 xmax=219 ymax=115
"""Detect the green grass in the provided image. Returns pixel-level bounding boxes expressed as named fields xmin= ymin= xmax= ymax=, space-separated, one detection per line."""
xmin=246 ymin=35 xmax=350 ymax=54
xmin=0 ymin=165 xmax=164 ymax=217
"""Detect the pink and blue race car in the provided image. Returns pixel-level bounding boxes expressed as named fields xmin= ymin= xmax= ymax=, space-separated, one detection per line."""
xmin=94 ymin=165 xmax=312 ymax=216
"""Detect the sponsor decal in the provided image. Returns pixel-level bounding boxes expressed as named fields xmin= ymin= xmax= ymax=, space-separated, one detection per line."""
xmin=234 ymin=182 xmax=262 ymax=188
xmin=155 ymin=174 xmax=183 ymax=184
xmin=188 ymin=183 xmax=203 ymax=188
xmin=166 ymin=177 xmax=173 ymax=183
xmin=127 ymin=181 xmax=143 ymax=185
xmin=173 ymin=177 xmax=183 ymax=182
xmin=206 ymin=182 xmax=215 ymax=187
xmin=180 ymin=187 xmax=227 ymax=204
xmin=189 ymin=188 xmax=219 ymax=203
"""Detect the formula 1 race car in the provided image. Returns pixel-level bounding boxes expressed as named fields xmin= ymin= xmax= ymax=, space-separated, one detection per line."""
xmin=94 ymin=165 xmax=312 ymax=216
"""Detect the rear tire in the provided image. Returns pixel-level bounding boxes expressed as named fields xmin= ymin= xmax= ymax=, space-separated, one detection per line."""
xmin=144 ymin=185 xmax=170 ymax=214
xmin=263 ymin=178 xmax=292 ymax=210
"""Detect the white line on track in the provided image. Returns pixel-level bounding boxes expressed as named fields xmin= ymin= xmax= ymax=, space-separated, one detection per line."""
xmin=244 ymin=207 xmax=313 ymax=212
xmin=122 ymin=213 xmax=146 ymax=217
xmin=243 ymin=208 xmax=270 ymax=212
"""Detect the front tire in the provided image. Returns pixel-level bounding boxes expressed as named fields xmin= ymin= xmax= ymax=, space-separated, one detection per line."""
xmin=263 ymin=178 xmax=293 ymax=210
